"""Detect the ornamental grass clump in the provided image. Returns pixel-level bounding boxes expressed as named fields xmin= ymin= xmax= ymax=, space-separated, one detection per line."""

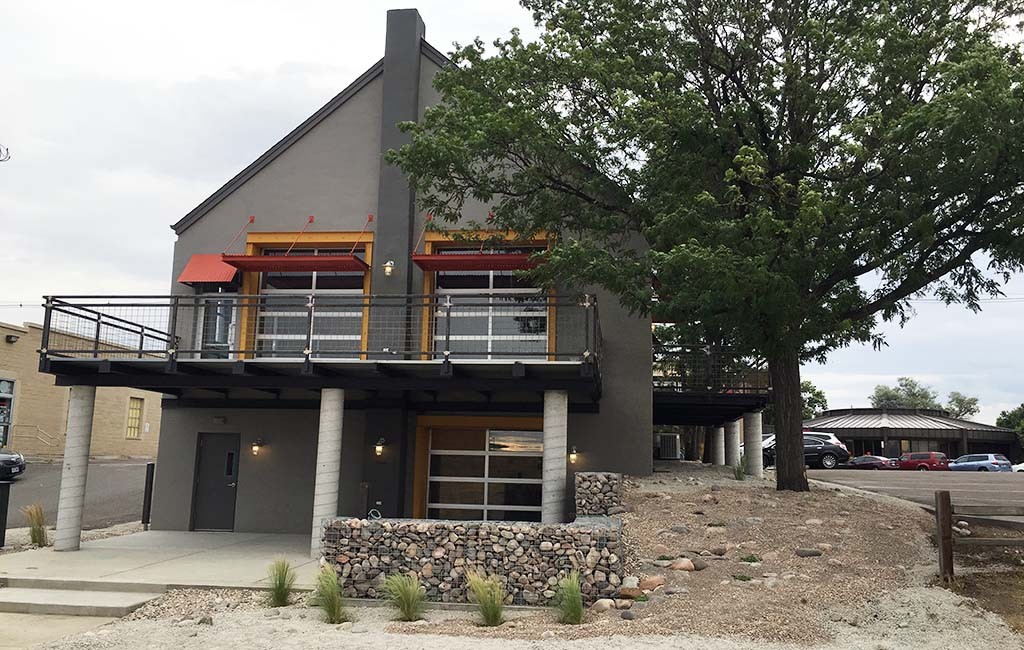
xmin=266 ymin=558 xmax=296 ymax=607
xmin=383 ymin=573 xmax=426 ymax=621
xmin=312 ymin=564 xmax=349 ymax=624
xmin=466 ymin=569 xmax=505 ymax=626
xmin=554 ymin=570 xmax=584 ymax=625
xmin=21 ymin=504 xmax=47 ymax=547
xmin=734 ymin=455 xmax=747 ymax=481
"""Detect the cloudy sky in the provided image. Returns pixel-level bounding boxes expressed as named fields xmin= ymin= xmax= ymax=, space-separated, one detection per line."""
xmin=2 ymin=1 xmax=1022 ymax=425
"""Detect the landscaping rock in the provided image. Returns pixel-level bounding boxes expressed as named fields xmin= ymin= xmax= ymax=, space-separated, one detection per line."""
xmin=669 ymin=558 xmax=695 ymax=571
xmin=691 ymin=558 xmax=709 ymax=571
xmin=622 ymin=576 xmax=639 ymax=589
xmin=591 ymin=598 xmax=615 ymax=613
xmin=805 ymin=518 xmax=824 ymax=525
xmin=614 ymin=599 xmax=633 ymax=610
xmin=197 ymin=616 xmax=213 ymax=626
xmin=795 ymin=548 xmax=823 ymax=558
xmin=638 ymin=575 xmax=665 ymax=591
xmin=652 ymin=544 xmax=671 ymax=557
xmin=621 ymin=610 xmax=635 ymax=620
xmin=617 ymin=587 xmax=643 ymax=599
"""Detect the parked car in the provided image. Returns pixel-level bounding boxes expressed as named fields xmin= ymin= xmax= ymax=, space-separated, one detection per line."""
xmin=0 ymin=449 xmax=26 ymax=479
xmin=844 ymin=455 xmax=897 ymax=470
xmin=763 ymin=435 xmax=850 ymax=469
xmin=1013 ymin=462 xmax=1024 ymax=473
xmin=949 ymin=454 xmax=1013 ymax=472
xmin=742 ymin=431 xmax=848 ymax=456
xmin=896 ymin=451 xmax=949 ymax=471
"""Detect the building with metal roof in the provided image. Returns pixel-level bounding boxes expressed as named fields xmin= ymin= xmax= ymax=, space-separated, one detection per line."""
xmin=803 ymin=407 xmax=1021 ymax=460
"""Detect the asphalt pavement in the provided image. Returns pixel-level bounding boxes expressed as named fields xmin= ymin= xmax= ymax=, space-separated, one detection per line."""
xmin=4 ymin=460 xmax=149 ymax=531
xmin=808 ymin=468 xmax=1024 ymax=509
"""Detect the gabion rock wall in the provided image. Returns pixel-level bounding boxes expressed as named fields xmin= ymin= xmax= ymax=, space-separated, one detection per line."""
xmin=574 ymin=472 xmax=624 ymax=516
xmin=321 ymin=516 xmax=624 ymax=605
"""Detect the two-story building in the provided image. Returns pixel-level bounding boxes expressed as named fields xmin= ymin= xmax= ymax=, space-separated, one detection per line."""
xmin=38 ymin=8 xmax=769 ymax=556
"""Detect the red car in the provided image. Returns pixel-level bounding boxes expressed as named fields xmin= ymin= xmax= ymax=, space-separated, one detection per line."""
xmin=897 ymin=451 xmax=949 ymax=471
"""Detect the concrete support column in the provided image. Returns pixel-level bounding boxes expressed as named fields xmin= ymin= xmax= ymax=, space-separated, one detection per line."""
xmin=743 ymin=411 xmax=764 ymax=478
xmin=542 ymin=390 xmax=568 ymax=524
xmin=710 ymin=426 xmax=726 ymax=466
xmin=55 ymin=385 xmax=96 ymax=551
xmin=311 ymin=388 xmax=344 ymax=557
xmin=725 ymin=419 xmax=742 ymax=466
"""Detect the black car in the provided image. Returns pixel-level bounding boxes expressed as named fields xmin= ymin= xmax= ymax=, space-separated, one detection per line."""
xmin=0 ymin=450 xmax=26 ymax=479
xmin=763 ymin=435 xmax=850 ymax=469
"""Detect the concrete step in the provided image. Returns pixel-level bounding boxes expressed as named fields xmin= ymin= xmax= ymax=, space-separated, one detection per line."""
xmin=0 ymin=577 xmax=168 ymax=593
xmin=0 ymin=587 xmax=162 ymax=616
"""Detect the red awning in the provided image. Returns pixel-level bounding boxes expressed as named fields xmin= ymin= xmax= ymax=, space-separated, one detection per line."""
xmin=177 ymin=254 xmax=239 ymax=285
xmin=411 ymin=253 xmax=540 ymax=272
xmin=221 ymin=254 xmax=369 ymax=273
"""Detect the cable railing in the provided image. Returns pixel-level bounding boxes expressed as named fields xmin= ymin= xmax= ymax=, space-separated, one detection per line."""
xmin=653 ymin=344 xmax=770 ymax=394
xmin=40 ymin=293 xmax=601 ymax=364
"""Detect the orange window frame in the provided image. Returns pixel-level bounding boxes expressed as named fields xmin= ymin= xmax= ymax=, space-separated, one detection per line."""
xmin=417 ymin=231 xmax=555 ymax=361
xmin=412 ymin=414 xmax=544 ymax=519
xmin=237 ymin=232 xmax=374 ymax=359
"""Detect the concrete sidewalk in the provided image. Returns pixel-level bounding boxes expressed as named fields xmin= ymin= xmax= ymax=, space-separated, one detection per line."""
xmin=0 ymin=612 xmax=114 ymax=649
xmin=0 ymin=531 xmax=319 ymax=590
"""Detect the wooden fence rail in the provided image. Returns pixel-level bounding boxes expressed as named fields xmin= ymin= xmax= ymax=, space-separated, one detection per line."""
xmin=935 ymin=490 xmax=1024 ymax=581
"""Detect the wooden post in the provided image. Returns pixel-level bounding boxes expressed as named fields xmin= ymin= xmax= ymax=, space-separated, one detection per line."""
xmin=935 ymin=490 xmax=954 ymax=582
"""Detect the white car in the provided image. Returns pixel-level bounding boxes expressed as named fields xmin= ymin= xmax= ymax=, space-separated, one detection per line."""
xmin=1013 ymin=462 xmax=1024 ymax=473
xmin=741 ymin=430 xmax=848 ymax=454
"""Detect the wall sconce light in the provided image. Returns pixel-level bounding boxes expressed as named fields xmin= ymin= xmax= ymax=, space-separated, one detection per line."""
xmin=382 ymin=260 xmax=395 ymax=277
xmin=251 ymin=439 xmax=264 ymax=456
xmin=569 ymin=446 xmax=578 ymax=464
xmin=374 ymin=437 xmax=386 ymax=457
xmin=4 ymin=334 xmax=19 ymax=344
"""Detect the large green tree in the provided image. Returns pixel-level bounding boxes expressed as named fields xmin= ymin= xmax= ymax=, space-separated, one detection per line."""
xmin=869 ymin=377 xmax=980 ymax=418
xmin=390 ymin=0 xmax=1024 ymax=490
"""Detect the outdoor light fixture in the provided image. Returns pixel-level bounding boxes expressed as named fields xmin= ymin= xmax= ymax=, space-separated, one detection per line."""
xmin=4 ymin=334 xmax=19 ymax=344
xmin=374 ymin=437 xmax=386 ymax=457
xmin=383 ymin=260 xmax=395 ymax=277
xmin=251 ymin=439 xmax=264 ymax=456
xmin=569 ymin=446 xmax=579 ymax=464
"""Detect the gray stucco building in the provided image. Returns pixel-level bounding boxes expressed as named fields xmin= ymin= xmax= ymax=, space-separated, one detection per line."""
xmin=37 ymin=9 xmax=768 ymax=554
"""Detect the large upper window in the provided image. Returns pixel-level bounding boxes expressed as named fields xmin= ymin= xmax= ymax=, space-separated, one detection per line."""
xmin=427 ymin=427 xmax=543 ymax=521
xmin=433 ymin=247 xmax=547 ymax=360
xmin=256 ymin=248 xmax=365 ymax=358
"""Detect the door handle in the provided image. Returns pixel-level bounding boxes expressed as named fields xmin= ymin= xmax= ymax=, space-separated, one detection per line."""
xmin=227 ymin=482 xmax=237 ymax=487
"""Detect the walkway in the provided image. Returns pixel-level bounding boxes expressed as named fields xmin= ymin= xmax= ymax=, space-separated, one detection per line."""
xmin=0 ymin=531 xmax=319 ymax=589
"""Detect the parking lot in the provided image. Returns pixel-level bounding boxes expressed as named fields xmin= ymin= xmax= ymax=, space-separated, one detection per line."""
xmin=808 ymin=468 xmax=1024 ymax=508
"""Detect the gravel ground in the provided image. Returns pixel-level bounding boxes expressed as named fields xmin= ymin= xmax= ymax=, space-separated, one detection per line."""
xmin=38 ymin=465 xmax=1024 ymax=650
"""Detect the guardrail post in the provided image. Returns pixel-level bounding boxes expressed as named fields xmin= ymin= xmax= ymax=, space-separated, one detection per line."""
xmin=167 ymin=296 xmax=180 ymax=360
xmin=443 ymin=294 xmax=453 ymax=362
xmin=92 ymin=313 xmax=102 ymax=358
xmin=935 ymin=490 xmax=954 ymax=582
xmin=39 ymin=297 xmax=53 ymax=370
xmin=582 ymin=294 xmax=592 ymax=360
xmin=304 ymin=294 xmax=316 ymax=368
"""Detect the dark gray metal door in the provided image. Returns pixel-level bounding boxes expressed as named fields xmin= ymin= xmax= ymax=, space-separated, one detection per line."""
xmin=192 ymin=432 xmax=239 ymax=531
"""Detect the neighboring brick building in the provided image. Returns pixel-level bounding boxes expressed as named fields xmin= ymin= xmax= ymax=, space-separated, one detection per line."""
xmin=0 ymin=321 xmax=162 ymax=458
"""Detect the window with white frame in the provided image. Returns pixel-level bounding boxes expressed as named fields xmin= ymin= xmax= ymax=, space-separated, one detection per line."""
xmin=257 ymin=248 xmax=365 ymax=358
xmin=427 ymin=428 xmax=543 ymax=521
xmin=433 ymin=248 xmax=547 ymax=360
xmin=0 ymin=379 xmax=13 ymax=447
xmin=125 ymin=397 xmax=143 ymax=440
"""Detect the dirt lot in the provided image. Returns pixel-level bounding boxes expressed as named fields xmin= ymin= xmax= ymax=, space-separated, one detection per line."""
xmin=43 ymin=464 xmax=1024 ymax=650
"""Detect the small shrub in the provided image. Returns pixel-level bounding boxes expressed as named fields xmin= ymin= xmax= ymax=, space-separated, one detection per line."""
xmin=312 ymin=564 xmax=349 ymax=624
xmin=466 ymin=569 xmax=505 ymax=626
xmin=733 ymin=455 xmax=747 ymax=481
xmin=707 ymin=522 xmax=726 ymax=527
xmin=732 ymin=574 xmax=753 ymax=582
xmin=633 ymin=594 xmax=649 ymax=603
xmin=266 ymin=558 xmax=296 ymax=607
xmin=21 ymin=504 xmax=47 ymax=547
xmin=383 ymin=573 xmax=426 ymax=622
xmin=739 ymin=554 xmax=761 ymax=563
xmin=553 ymin=570 xmax=583 ymax=625
xmin=656 ymin=554 xmax=675 ymax=561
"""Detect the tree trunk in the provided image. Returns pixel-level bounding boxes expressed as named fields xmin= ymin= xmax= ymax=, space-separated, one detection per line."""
xmin=768 ymin=349 xmax=809 ymax=492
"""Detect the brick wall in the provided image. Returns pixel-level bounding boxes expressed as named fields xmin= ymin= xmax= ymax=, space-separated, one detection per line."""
xmin=0 ymin=322 xmax=162 ymax=458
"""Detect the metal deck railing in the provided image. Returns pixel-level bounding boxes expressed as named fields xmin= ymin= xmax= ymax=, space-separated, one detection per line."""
xmin=39 ymin=293 xmax=600 ymax=363
xmin=653 ymin=344 xmax=770 ymax=394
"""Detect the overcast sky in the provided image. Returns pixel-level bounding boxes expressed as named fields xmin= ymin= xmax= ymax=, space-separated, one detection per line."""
xmin=2 ymin=1 xmax=1022 ymax=425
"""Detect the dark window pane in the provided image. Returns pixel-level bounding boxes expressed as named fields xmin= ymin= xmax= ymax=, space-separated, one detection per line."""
xmin=488 ymin=430 xmax=542 ymax=453
xmin=429 ymin=455 xmax=485 ymax=477
xmin=436 ymin=272 xmax=489 ymax=289
xmin=487 ymin=482 xmax=542 ymax=507
xmin=428 ymin=481 xmax=484 ymax=505
xmin=430 ymin=428 xmax=485 ymax=451
xmin=488 ymin=455 xmax=542 ymax=479
xmin=428 ymin=508 xmax=482 ymax=520
xmin=487 ymin=509 xmax=541 ymax=522
xmin=314 ymin=273 xmax=364 ymax=290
